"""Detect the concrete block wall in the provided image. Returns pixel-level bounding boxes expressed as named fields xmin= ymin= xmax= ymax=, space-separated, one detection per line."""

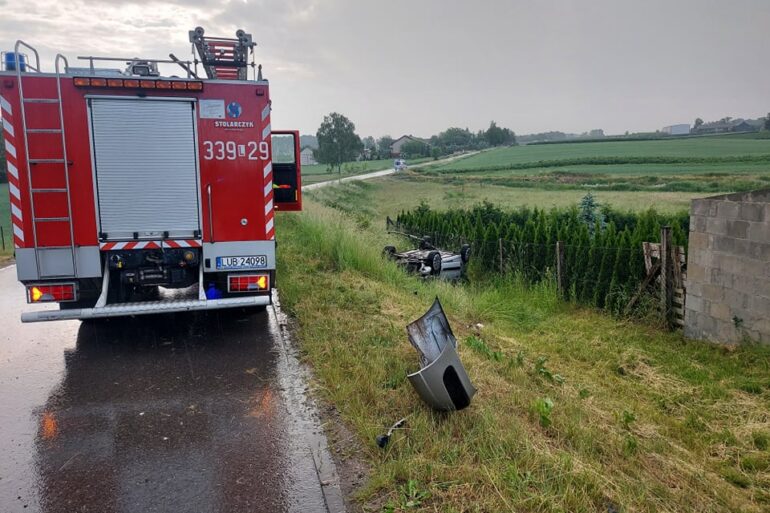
xmin=684 ymin=189 xmax=770 ymax=344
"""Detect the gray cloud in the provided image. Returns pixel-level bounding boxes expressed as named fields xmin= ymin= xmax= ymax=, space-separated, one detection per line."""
xmin=1 ymin=0 xmax=769 ymax=138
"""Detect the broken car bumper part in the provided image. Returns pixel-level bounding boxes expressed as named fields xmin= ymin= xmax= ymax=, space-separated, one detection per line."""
xmin=406 ymin=298 xmax=476 ymax=411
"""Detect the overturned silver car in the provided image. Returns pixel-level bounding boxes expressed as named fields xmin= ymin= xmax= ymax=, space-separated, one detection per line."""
xmin=383 ymin=238 xmax=470 ymax=280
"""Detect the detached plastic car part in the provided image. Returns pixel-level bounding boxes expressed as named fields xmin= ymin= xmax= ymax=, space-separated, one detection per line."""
xmin=406 ymin=298 xmax=476 ymax=411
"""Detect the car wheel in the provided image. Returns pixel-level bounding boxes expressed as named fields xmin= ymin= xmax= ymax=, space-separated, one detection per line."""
xmin=426 ymin=251 xmax=442 ymax=275
xmin=460 ymin=244 xmax=471 ymax=264
xmin=383 ymin=246 xmax=396 ymax=258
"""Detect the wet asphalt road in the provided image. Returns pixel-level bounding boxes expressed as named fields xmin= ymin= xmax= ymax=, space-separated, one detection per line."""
xmin=0 ymin=265 xmax=343 ymax=513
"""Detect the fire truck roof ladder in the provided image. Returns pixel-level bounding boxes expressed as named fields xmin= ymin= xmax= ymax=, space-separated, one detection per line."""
xmin=189 ymin=27 xmax=256 ymax=81
xmin=15 ymin=40 xmax=77 ymax=278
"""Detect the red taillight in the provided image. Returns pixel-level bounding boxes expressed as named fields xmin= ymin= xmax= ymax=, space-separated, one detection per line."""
xmin=27 ymin=283 xmax=77 ymax=303
xmin=107 ymin=78 xmax=123 ymax=87
xmin=123 ymin=79 xmax=140 ymax=88
xmin=171 ymin=81 xmax=187 ymax=90
xmin=228 ymin=274 xmax=269 ymax=293
xmin=187 ymin=81 xmax=203 ymax=91
xmin=140 ymin=80 xmax=156 ymax=89
xmin=73 ymin=77 xmax=90 ymax=87
xmin=90 ymin=78 xmax=107 ymax=87
xmin=156 ymin=80 xmax=172 ymax=89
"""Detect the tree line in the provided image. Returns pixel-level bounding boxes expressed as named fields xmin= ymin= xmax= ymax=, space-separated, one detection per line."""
xmin=313 ymin=112 xmax=516 ymax=171
xmin=393 ymin=196 xmax=689 ymax=316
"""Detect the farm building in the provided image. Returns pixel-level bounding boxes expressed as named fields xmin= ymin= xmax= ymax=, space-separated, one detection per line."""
xmin=661 ymin=124 xmax=690 ymax=135
xmin=390 ymin=135 xmax=429 ymax=156
xmin=300 ymin=147 xmax=317 ymax=165
xmin=692 ymin=119 xmax=759 ymax=135
xmin=684 ymin=189 xmax=770 ymax=344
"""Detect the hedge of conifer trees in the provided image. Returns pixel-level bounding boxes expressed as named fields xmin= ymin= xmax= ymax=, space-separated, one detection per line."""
xmin=393 ymin=196 xmax=689 ymax=315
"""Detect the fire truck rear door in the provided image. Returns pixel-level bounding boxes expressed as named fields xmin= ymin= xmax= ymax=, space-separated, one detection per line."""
xmin=89 ymin=98 xmax=201 ymax=240
xmin=271 ymin=130 xmax=302 ymax=211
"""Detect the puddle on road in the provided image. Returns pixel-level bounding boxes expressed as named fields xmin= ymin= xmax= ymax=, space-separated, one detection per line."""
xmin=0 ymin=271 xmax=343 ymax=513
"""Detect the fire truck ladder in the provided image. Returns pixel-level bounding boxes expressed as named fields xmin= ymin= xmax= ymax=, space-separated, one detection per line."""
xmin=189 ymin=27 xmax=255 ymax=80
xmin=15 ymin=40 xmax=77 ymax=278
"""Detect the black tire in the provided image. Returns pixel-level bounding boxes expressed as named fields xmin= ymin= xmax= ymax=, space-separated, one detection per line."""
xmin=383 ymin=245 xmax=396 ymax=258
xmin=460 ymin=244 xmax=471 ymax=264
xmin=426 ymin=251 xmax=442 ymax=275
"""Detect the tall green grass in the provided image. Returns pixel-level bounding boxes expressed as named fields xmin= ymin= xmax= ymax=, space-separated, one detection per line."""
xmin=276 ymin=199 xmax=770 ymax=512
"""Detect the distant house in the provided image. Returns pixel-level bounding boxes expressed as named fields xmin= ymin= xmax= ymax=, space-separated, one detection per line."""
xmin=693 ymin=119 xmax=759 ymax=135
xmin=661 ymin=124 xmax=690 ymax=135
xmin=300 ymin=147 xmax=317 ymax=166
xmin=731 ymin=121 xmax=757 ymax=133
xmin=390 ymin=135 xmax=429 ymax=157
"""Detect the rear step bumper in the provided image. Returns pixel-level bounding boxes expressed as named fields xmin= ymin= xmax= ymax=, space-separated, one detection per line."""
xmin=21 ymin=296 xmax=271 ymax=323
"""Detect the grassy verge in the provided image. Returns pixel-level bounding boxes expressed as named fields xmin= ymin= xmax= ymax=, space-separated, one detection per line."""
xmin=276 ymin=198 xmax=770 ymax=512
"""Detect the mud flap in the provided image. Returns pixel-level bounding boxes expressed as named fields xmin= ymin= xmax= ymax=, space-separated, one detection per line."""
xmin=406 ymin=298 xmax=476 ymax=411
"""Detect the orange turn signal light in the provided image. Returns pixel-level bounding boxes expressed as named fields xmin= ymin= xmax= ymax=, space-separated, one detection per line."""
xmin=27 ymin=283 xmax=77 ymax=303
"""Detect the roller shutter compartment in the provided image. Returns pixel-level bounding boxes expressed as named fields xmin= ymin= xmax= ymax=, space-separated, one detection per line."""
xmin=90 ymin=98 xmax=200 ymax=240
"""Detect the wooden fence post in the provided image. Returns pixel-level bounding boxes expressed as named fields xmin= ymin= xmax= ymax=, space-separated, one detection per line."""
xmin=556 ymin=240 xmax=565 ymax=296
xmin=660 ymin=226 xmax=674 ymax=329
xmin=498 ymin=238 xmax=504 ymax=274
xmin=0 ymin=226 xmax=4 ymax=252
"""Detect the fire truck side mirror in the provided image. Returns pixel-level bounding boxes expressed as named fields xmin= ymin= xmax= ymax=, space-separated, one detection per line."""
xmin=271 ymin=130 xmax=302 ymax=211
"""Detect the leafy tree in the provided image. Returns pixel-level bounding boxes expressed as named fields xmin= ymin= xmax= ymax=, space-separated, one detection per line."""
xmin=764 ymin=113 xmax=770 ymax=131
xmin=400 ymin=139 xmax=430 ymax=158
xmin=434 ymin=127 xmax=474 ymax=151
xmin=315 ymin=113 xmax=363 ymax=173
xmin=483 ymin=121 xmax=516 ymax=147
xmin=694 ymin=117 xmax=704 ymax=129
xmin=376 ymin=135 xmax=394 ymax=158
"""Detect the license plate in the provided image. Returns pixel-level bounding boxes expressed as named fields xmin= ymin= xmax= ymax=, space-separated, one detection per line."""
xmin=216 ymin=255 xmax=267 ymax=270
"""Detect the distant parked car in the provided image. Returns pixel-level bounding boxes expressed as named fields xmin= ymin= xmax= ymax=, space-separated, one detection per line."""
xmin=383 ymin=238 xmax=470 ymax=280
xmin=394 ymin=159 xmax=407 ymax=171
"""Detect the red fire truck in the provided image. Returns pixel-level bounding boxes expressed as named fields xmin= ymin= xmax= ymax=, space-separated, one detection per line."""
xmin=1 ymin=28 xmax=302 ymax=322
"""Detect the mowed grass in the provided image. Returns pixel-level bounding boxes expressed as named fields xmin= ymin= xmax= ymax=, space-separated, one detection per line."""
xmin=308 ymin=178 xmax=702 ymax=220
xmin=277 ymin=199 xmax=770 ymax=512
xmin=434 ymin=136 xmax=770 ymax=172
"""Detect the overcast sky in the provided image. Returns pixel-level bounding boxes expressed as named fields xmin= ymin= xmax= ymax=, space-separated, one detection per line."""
xmin=1 ymin=0 xmax=769 ymax=138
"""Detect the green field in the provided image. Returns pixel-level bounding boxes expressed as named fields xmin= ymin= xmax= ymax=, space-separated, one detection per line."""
xmin=309 ymin=178 xmax=703 ymax=220
xmin=412 ymin=135 xmax=770 ymax=194
xmin=435 ymin=136 xmax=770 ymax=172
